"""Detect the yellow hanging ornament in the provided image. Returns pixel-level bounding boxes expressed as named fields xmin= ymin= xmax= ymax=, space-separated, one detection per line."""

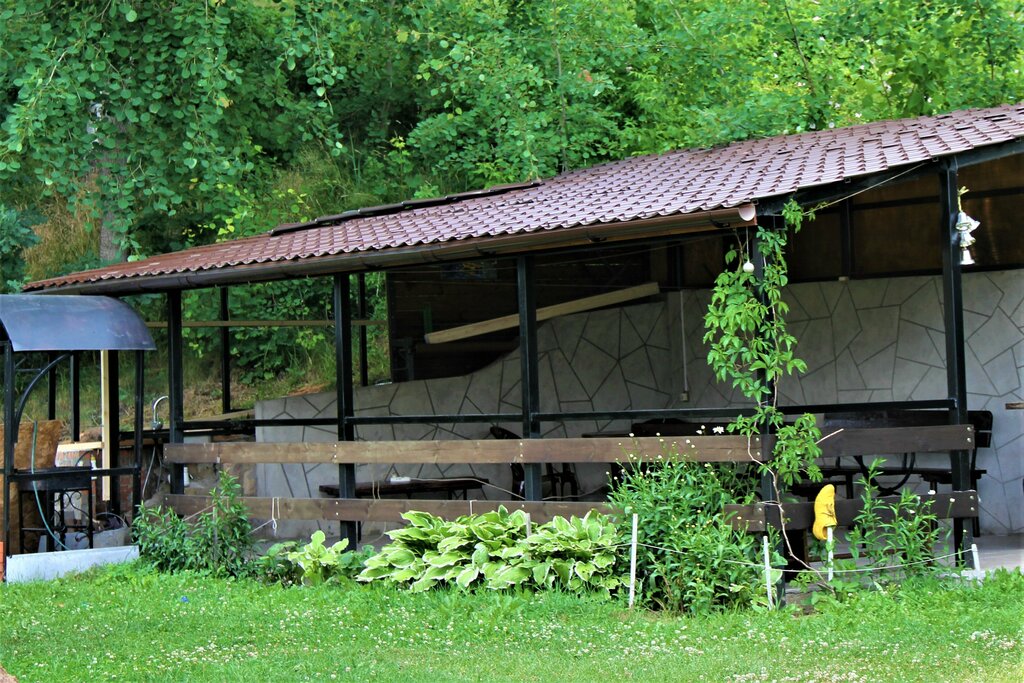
xmin=812 ymin=484 xmax=838 ymax=541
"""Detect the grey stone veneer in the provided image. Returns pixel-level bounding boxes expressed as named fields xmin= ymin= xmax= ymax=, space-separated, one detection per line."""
xmin=257 ymin=269 xmax=1022 ymax=536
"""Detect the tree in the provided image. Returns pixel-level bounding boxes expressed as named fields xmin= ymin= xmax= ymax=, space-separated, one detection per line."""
xmin=0 ymin=0 xmax=348 ymax=259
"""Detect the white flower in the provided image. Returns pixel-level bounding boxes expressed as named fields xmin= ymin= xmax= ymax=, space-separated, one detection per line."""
xmin=713 ymin=426 xmax=725 ymax=434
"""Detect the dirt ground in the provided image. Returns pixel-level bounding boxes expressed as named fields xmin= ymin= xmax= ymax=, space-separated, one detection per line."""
xmin=0 ymin=664 xmax=16 ymax=682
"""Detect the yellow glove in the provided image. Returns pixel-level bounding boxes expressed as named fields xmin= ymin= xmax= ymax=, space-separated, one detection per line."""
xmin=812 ymin=484 xmax=837 ymax=541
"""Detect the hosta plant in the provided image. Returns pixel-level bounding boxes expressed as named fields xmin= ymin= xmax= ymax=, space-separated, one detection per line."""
xmin=357 ymin=507 xmax=623 ymax=596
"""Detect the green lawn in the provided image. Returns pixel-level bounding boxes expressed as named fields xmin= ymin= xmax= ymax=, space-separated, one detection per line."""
xmin=1 ymin=564 xmax=1021 ymax=682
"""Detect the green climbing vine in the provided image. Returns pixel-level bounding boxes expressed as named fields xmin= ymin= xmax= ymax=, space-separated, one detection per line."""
xmin=703 ymin=199 xmax=823 ymax=489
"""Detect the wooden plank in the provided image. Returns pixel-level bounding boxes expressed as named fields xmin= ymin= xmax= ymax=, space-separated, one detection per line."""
xmin=145 ymin=319 xmax=384 ymax=329
xmin=724 ymin=490 xmax=980 ymax=532
xmin=192 ymin=409 xmax=254 ymax=422
xmin=424 ymin=282 xmax=660 ymax=344
xmin=164 ymin=434 xmax=770 ymax=466
xmin=817 ymin=425 xmax=974 ymax=457
xmin=163 ymin=494 xmax=616 ymax=525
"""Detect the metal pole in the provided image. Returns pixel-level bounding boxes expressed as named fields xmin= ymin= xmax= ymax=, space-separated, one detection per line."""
xmin=219 ymin=287 xmax=232 ymax=415
xmin=167 ymin=291 xmax=186 ymax=494
xmin=839 ymin=199 xmax=854 ymax=278
xmin=516 ymin=255 xmax=542 ymax=500
xmin=105 ymin=350 xmax=120 ymax=516
xmin=3 ymin=342 xmax=15 ymax=574
xmin=133 ymin=349 xmax=144 ymax=512
xmin=357 ymin=273 xmax=369 ymax=387
xmin=46 ymin=351 xmax=57 ymax=420
xmin=70 ymin=351 xmax=80 ymax=441
xmin=334 ymin=274 xmax=357 ymax=547
xmin=939 ymin=161 xmax=972 ymax=560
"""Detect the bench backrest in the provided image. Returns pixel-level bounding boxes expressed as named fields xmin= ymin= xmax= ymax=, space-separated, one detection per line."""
xmin=823 ymin=410 xmax=992 ymax=448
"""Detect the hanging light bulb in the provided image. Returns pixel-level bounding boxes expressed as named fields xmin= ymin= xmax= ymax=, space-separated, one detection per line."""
xmin=742 ymin=259 xmax=755 ymax=273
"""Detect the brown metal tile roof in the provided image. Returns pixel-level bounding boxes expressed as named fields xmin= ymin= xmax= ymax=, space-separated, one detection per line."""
xmin=27 ymin=104 xmax=1024 ymax=293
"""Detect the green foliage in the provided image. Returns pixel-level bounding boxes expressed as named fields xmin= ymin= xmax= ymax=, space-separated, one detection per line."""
xmin=277 ymin=531 xmax=373 ymax=586
xmin=132 ymin=470 xmax=253 ymax=577
xmin=131 ymin=504 xmax=193 ymax=573
xmin=399 ymin=0 xmax=643 ymax=184
xmin=628 ymin=0 xmax=1024 ymax=150
xmin=847 ymin=460 xmax=944 ymax=579
xmin=703 ymin=205 xmax=822 ymax=487
xmin=0 ymin=0 xmax=348 ymax=256
xmin=0 ymin=202 xmax=41 ymax=292
xmin=358 ymin=507 xmax=623 ymax=596
xmin=4 ymin=0 xmax=1020 ymax=389
xmin=608 ymin=456 xmax=769 ymax=612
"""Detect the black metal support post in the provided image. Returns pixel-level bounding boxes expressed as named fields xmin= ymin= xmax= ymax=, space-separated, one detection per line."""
xmin=133 ymin=350 xmax=145 ymax=512
xmin=517 ymin=255 xmax=542 ymax=500
xmin=46 ymin=351 xmax=57 ymax=420
xmin=3 ymin=342 xmax=15 ymax=573
xmin=334 ymin=274 xmax=357 ymax=547
xmin=357 ymin=273 xmax=369 ymax=387
xmin=939 ymin=161 xmax=973 ymax=556
xmin=839 ymin=200 xmax=854 ymax=277
xmin=753 ymin=217 xmax=791 ymax=599
xmin=219 ymin=287 xmax=232 ymax=415
xmin=104 ymin=350 xmax=121 ymax=516
xmin=70 ymin=352 xmax=80 ymax=441
xmin=167 ymin=291 xmax=186 ymax=494
xmin=750 ymin=225 xmax=778 ymax=514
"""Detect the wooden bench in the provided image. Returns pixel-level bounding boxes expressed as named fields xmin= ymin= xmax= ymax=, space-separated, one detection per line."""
xmin=815 ymin=410 xmax=992 ymax=502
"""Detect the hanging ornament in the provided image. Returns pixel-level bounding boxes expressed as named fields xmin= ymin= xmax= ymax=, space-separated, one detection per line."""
xmin=742 ymin=260 xmax=755 ymax=274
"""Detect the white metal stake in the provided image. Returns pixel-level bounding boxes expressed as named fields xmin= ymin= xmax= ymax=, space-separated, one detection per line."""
xmin=970 ymin=543 xmax=981 ymax=573
xmin=763 ymin=535 xmax=774 ymax=609
xmin=826 ymin=526 xmax=834 ymax=582
xmin=628 ymin=513 xmax=639 ymax=609
xmin=525 ymin=513 xmax=532 ymax=537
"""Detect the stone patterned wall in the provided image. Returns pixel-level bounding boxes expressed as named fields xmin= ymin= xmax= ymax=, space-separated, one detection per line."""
xmin=683 ymin=270 xmax=1023 ymax=534
xmin=255 ymin=299 xmax=681 ymax=536
xmin=257 ymin=269 xmax=1022 ymax=535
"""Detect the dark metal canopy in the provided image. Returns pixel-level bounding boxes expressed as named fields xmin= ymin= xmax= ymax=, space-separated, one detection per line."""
xmin=0 ymin=295 xmax=155 ymax=352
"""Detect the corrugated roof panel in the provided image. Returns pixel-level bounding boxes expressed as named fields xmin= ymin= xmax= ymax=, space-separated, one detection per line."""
xmin=25 ymin=104 xmax=1024 ymax=293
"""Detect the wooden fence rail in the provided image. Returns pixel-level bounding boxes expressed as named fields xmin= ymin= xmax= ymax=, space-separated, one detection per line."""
xmin=163 ymin=434 xmax=771 ymax=466
xmin=160 ymin=424 xmax=976 ymax=530
xmin=162 ymin=494 xmax=614 ymax=525
xmin=724 ymin=491 xmax=979 ymax=533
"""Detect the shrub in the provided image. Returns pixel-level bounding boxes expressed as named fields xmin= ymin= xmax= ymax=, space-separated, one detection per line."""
xmin=608 ymin=455 xmax=769 ymax=612
xmin=132 ymin=471 xmax=253 ymax=577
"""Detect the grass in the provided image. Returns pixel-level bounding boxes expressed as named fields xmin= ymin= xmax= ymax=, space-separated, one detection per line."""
xmin=1 ymin=564 xmax=1021 ymax=682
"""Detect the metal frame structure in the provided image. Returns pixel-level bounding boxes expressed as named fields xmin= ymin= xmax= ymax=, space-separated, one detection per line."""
xmin=1 ymin=295 xmax=155 ymax=577
xmin=58 ymin=142 xmax=1017 ymax=569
